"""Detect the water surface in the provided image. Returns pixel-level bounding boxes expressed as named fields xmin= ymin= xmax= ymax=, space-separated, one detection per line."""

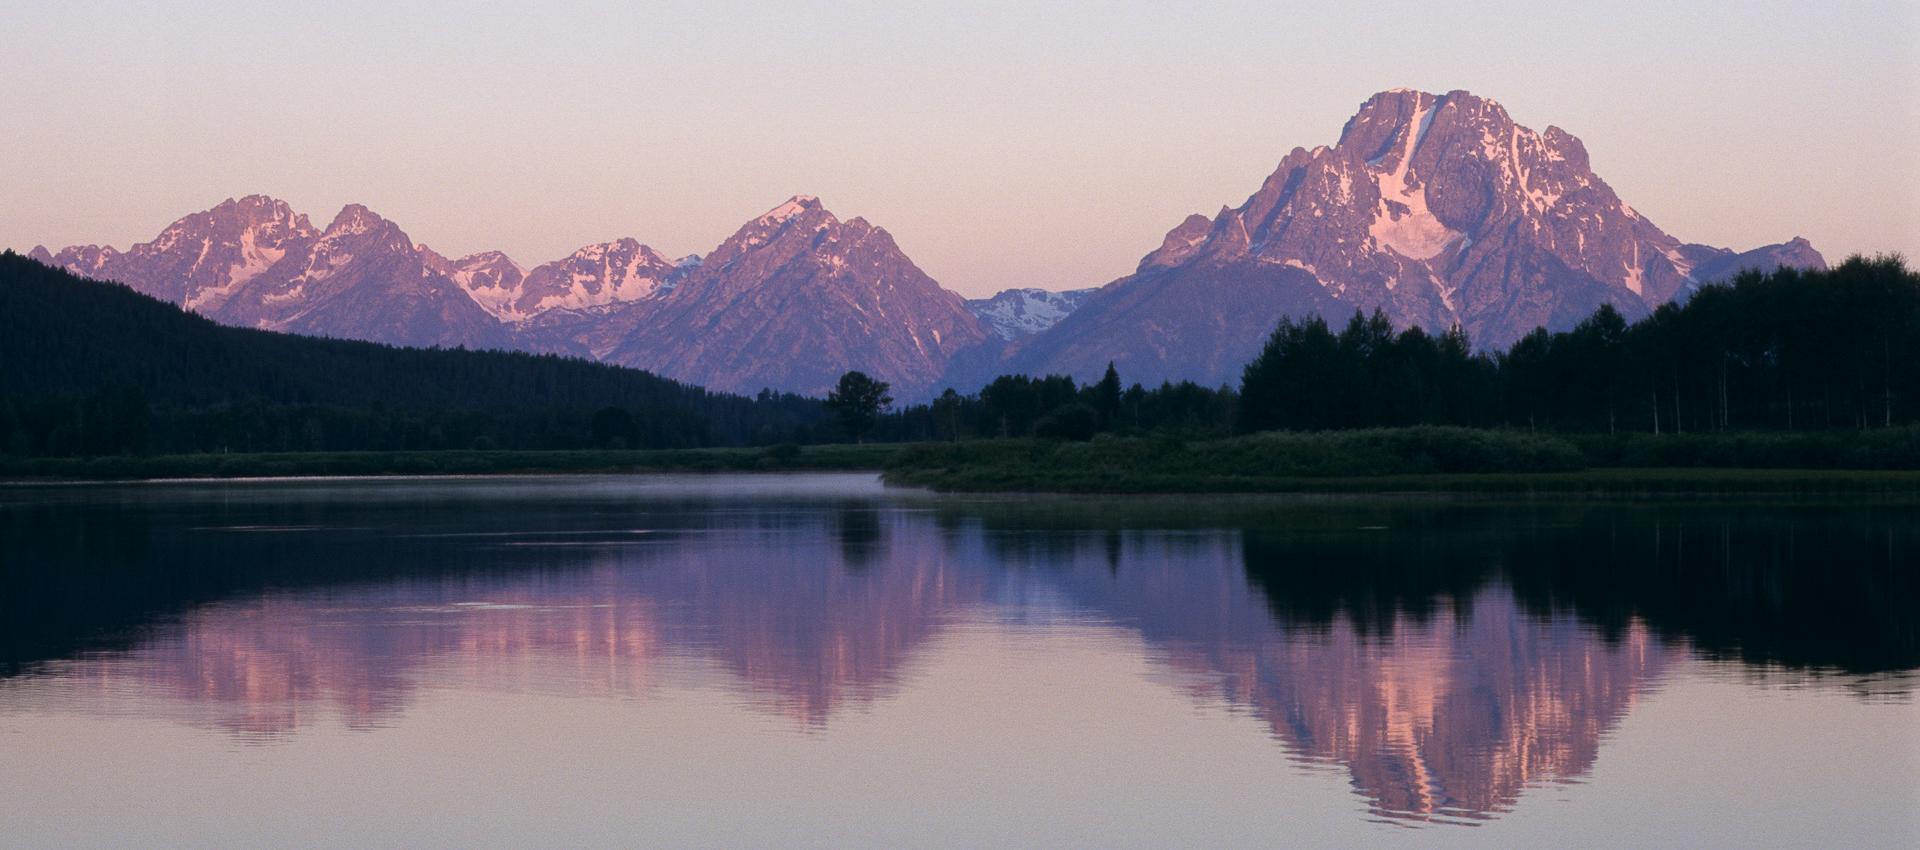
xmin=1 ymin=474 xmax=1915 ymax=848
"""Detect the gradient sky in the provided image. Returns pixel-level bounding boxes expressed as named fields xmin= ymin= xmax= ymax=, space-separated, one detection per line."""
xmin=2 ymin=1 xmax=1915 ymax=297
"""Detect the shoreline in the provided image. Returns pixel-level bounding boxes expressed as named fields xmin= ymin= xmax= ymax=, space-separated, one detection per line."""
xmin=881 ymin=466 xmax=1920 ymax=497
xmin=6 ymin=447 xmax=1920 ymax=498
xmin=0 ymin=445 xmax=903 ymax=484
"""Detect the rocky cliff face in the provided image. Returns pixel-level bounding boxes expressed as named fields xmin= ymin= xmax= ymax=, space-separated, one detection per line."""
xmin=997 ymin=89 xmax=1826 ymax=386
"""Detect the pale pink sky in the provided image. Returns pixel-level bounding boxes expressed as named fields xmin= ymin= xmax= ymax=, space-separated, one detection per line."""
xmin=2 ymin=1 xmax=1915 ymax=297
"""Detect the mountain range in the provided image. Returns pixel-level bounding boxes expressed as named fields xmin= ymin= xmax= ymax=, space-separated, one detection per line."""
xmin=28 ymin=89 xmax=1824 ymax=398
xmin=989 ymin=88 xmax=1825 ymax=387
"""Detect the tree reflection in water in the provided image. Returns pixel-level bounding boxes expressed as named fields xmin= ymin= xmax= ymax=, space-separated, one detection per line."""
xmin=1 ymin=480 xmax=1912 ymax=823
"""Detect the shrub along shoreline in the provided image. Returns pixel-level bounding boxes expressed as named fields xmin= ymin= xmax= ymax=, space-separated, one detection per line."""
xmin=881 ymin=427 xmax=1920 ymax=494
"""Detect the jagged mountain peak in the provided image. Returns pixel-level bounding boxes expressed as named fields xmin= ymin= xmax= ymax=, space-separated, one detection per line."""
xmin=1176 ymin=87 xmax=1750 ymax=306
xmin=499 ymin=238 xmax=681 ymax=320
xmin=321 ymin=203 xmax=397 ymax=239
xmin=568 ymin=237 xmax=631 ymax=256
xmin=216 ymin=193 xmax=303 ymax=217
xmin=145 ymin=194 xmax=316 ymax=256
xmin=758 ymin=194 xmax=825 ymax=225
xmin=1005 ymin=89 xmax=1825 ymax=388
xmin=700 ymin=195 xmax=875 ymax=276
xmin=590 ymin=197 xmax=989 ymax=397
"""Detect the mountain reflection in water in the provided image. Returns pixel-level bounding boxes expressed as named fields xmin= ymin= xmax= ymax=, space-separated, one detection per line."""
xmin=0 ymin=475 xmax=1914 ymax=829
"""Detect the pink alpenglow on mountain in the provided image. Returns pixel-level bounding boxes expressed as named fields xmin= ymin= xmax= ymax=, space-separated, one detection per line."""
xmin=587 ymin=196 xmax=991 ymax=398
xmin=31 ymin=92 xmax=1826 ymax=396
xmin=37 ymin=195 xmax=991 ymax=397
xmin=34 ymin=195 xmax=507 ymax=350
xmin=996 ymin=89 xmax=1826 ymax=386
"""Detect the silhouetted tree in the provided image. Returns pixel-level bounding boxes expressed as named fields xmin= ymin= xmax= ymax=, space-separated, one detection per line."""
xmin=825 ymin=371 xmax=892 ymax=443
xmin=1091 ymin=362 xmax=1122 ymax=427
xmin=931 ymin=388 xmax=963 ymax=441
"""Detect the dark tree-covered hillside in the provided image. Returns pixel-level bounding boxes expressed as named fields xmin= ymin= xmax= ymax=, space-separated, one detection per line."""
xmin=0 ymin=252 xmax=827 ymax=456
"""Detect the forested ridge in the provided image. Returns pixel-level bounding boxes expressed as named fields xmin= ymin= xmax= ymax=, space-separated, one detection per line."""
xmin=0 ymin=252 xmax=827 ymax=455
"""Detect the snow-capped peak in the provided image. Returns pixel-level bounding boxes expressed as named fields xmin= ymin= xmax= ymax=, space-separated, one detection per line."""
xmin=323 ymin=204 xmax=387 ymax=238
xmin=758 ymin=195 xmax=823 ymax=225
xmin=467 ymin=237 xmax=683 ymax=320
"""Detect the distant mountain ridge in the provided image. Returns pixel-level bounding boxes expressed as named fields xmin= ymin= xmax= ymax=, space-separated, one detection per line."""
xmin=30 ymin=89 xmax=1827 ymax=397
xmin=33 ymin=195 xmax=989 ymax=398
xmin=32 ymin=196 xmax=507 ymax=350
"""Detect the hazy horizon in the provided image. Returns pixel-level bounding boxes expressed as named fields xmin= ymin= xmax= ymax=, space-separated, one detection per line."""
xmin=3 ymin=1 xmax=1915 ymax=298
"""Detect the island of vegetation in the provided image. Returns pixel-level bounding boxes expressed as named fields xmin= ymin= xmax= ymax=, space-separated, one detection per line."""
xmin=3 ymin=251 xmax=1917 ymax=494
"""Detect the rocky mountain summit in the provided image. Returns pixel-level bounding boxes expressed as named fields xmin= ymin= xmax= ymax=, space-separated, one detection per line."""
xmin=994 ymin=89 xmax=1825 ymax=385
xmin=579 ymin=196 xmax=989 ymax=397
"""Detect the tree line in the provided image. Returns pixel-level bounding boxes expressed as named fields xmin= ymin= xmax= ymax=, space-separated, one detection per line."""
xmin=1495 ymin=256 xmax=1917 ymax=433
xmin=861 ymin=255 xmax=1916 ymax=442
xmin=854 ymin=368 xmax=1237 ymax=443
xmin=5 ymin=250 xmax=1913 ymax=457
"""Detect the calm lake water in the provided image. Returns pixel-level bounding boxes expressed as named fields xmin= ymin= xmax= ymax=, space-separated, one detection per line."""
xmin=1 ymin=474 xmax=1915 ymax=848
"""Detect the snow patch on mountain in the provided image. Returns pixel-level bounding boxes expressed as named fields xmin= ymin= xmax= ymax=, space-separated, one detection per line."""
xmin=473 ymin=239 xmax=680 ymax=320
xmin=759 ymin=195 xmax=821 ymax=225
xmin=966 ymin=287 xmax=1096 ymax=340
xmin=184 ymin=226 xmax=287 ymax=312
xmin=1367 ymin=91 xmax=1460 ymax=261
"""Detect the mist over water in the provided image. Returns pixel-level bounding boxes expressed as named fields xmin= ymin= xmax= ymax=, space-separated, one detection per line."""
xmin=1 ymin=475 xmax=1914 ymax=847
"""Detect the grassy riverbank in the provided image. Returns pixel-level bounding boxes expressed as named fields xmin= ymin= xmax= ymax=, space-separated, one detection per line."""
xmin=10 ymin=427 xmax=1920 ymax=496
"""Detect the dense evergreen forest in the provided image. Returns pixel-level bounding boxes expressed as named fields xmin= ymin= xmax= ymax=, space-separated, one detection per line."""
xmin=0 ymin=252 xmax=828 ymax=455
xmin=878 ymin=255 xmax=1918 ymax=441
xmin=3 ymin=251 xmax=1913 ymax=460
